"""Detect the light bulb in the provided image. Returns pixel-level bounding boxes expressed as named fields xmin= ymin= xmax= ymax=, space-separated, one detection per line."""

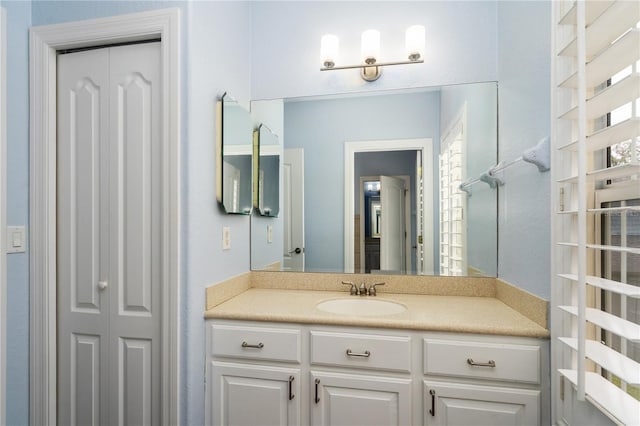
xmin=405 ymin=25 xmax=425 ymax=61
xmin=320 ymin=34 xmax=339 ymax=68
xmin=361 ymin=29 xmax=380 ymax=64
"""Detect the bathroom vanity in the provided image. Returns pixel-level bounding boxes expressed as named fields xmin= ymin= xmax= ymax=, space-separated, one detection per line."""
xmin=204 ymin=285 xmax=549 ymax=426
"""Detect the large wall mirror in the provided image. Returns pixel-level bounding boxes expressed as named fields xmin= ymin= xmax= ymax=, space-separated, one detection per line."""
xmin=250 ymin=82 xmax=498 ymax=277
xmin=216 ymin=93 xmax=253 ymax=214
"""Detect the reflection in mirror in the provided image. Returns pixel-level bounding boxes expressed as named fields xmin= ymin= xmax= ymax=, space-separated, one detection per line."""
xmin=250 ymin=82 xmax=498 ymax=277
xmin=216 ymin=93 xmax=253 ymax=214
xmin=253 ymin=124 xmax=280 ymax=217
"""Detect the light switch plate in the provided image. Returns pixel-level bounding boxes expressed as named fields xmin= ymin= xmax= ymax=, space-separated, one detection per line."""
xmin=267 ymin=225 xmax=273 ymax=244
xmin=7 ymin=226 xmax=26 ymax=253
xmin=222 ymin=226 xmax=231 ymax=250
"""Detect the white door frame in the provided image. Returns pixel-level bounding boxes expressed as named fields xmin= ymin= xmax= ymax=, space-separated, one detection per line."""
xmin=29 ymin=9 xmax=180 ymax=425
xmin=0 ymin=7 xmax=6 ymax=425
xmin=344 ymin=139 xmax=433 ymax=274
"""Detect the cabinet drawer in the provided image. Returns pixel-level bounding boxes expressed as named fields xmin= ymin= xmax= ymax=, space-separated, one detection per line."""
xmin=210 ymin=324 xmax=301 ymax=363
xmin=310 ymin=331 xmax=411 ymax=372
xmin=423 ymin=339 xmax=540 ymax=384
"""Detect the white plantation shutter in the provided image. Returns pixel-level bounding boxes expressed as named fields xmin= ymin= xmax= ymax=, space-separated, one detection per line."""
xmin=553 ymin=0 xmax=640 ymax=424
xmin=439 ymin=115 xmax=466 ymax=276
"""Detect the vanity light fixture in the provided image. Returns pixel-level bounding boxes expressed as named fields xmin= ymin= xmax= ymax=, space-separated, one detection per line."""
xmin=320 ymin=25 xmax=425 ymax=82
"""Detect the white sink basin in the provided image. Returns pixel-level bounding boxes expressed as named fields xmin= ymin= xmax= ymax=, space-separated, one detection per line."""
xmin=316 ymin=298 xmax=407 ymax=316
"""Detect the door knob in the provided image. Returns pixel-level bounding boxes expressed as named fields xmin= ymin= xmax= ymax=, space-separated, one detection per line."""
xmin=289 ymin=247 xmax=302 ymax=254
xmin=98 ymin=281 xmax=108 ymax=291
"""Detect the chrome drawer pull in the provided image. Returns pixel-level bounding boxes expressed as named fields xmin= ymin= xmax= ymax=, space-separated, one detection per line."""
xmin=429 ymin=389 xmax=436 ymax=416
xmin=288 ymin=376 xmax=295 ymax=401
xmin=346 ymin=349 xmax=371 ymax=358
xmin=467 ymin=358 xmax=496 ymax=367
xmin=241 ymin=341 xmax=264 ymax=349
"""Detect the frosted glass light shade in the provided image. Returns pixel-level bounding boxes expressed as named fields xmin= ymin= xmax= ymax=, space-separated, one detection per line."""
xmin=405 ymin=25 xmax=425 ymax=61
xmin=321 ymin=34 xmax=339 ymax=68
xmin=361 ymin=29 xmax=380 ymax=63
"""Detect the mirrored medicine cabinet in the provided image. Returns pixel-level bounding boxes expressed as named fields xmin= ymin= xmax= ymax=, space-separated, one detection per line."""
xmin=216 ymin=93 xmax=253 ymax=214
xmin=253 ymin=124 xmax=280 ymax=217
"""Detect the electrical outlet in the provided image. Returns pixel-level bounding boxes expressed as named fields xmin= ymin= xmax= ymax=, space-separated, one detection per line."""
xmin=267 ymin=225 xmax=273 ymax=244
xmin=222 ymin=227 xmax=231 ymax=250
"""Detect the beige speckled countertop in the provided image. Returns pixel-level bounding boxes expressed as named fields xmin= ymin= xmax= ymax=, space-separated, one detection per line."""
xmin=204 ymin=288 xmax=549 ymax=338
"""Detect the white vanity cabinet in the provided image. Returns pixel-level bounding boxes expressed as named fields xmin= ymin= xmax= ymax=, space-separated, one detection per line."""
xmin=206 ymin=323 xmax=302 ymax=426
xmin=205 ymin=319 xmax=548 ymax=426
xmin=422 ymin=337 xmax=544 ymax=426
xmin=309 ymin=330 xmax=413 ymax=426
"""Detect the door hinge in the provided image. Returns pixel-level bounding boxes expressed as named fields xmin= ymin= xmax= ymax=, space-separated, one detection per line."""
xmin=559 ymin=187 xmax=565 ymax=212
xmin=560 ymin=375 xmax=565 ymax=401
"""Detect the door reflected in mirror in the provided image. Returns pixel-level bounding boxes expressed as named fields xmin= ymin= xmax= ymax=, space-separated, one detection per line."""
xmin=250 ymin=82 xmax=498 ymax=277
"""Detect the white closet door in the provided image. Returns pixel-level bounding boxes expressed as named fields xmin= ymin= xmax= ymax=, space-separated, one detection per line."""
xmin=57 ymin=47 xmax=111 ymax=426
xmin=57 ymin=42 xmax=161 ymax=426
xmin=108 ymin=42 xmax=161 ymax=426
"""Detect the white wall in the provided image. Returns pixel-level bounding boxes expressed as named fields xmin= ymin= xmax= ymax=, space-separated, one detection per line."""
xmin=497 ymin=0 xmax=551 ymax=299
xmin=251 ymin=1 xmax=498 ymax=100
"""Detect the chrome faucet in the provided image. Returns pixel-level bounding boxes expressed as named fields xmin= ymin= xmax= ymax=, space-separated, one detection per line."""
xmin=369 ymin=282 xmax=385 ymax=296
xmin=341 ymin=281 xmax=358 ymax=295
xmin=359 ymin=282 xmax=368 ymax=296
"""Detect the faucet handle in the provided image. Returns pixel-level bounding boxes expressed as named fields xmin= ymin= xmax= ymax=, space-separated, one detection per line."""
xmin=341 ymin=281 xmax=358 ymax=295
xmin=369 ymin=282 xmax=385 ymax=296
xmin=359 ymin=282 xmax=368 ymax=296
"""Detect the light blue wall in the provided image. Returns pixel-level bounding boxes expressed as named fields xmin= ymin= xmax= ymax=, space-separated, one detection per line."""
xmin=284 ymin=91 xmax=440 ymax=272
xmin=4 ymin=1 xmax=31 ymax=424
xmin=184 ymin=2 xmax=252 ymax=425
xmin=497 ymin=1 xmax=551 ymax=299
xmin=440 ymin=82 xmax=498 ymax=276
xmin=251 ymin=1 xmax=498 ymax=100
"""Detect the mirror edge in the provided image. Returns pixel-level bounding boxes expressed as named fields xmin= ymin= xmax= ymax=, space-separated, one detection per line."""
xmin=252 ymin=125 xmax=260 ymax=211
xmin=215 ymin=93 xmax=225 ymax=204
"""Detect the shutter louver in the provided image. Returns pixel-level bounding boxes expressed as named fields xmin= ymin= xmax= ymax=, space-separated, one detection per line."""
xmin=553 ymin=0 xmax=640 ymax=424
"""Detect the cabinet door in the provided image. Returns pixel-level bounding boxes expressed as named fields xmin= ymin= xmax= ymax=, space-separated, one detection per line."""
xmin=209 ymin=362 xmax=300 ymax=426
xmin=311 ymin=371 xmax=412 ymax=426
xmin=423 ymin=381 xmax=539 ymax=426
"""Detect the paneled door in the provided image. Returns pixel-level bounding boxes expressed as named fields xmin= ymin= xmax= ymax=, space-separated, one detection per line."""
xmin=283 ymin=148 xmax=305 ymax=271
xmin=380 ymin=175 xmax=406 ymax=273
xmin=57 ymin=42 xmax=161 ymax=426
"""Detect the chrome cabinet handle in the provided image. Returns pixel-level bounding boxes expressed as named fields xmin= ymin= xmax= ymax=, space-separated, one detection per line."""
xmin=467 ymin=358 xmax=496 ymax=367
xmin=288 ymin=376 xmax=295 ymax=401
xmin=241 ymin=341 xmax=264 ymax=349
xmin=346 ymin=349 xmax=371 ymax=358
xmin=429 ymin=389 xmax=436 ymax=416
xmin=314 ymin=378 xmax=320 ymax=404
